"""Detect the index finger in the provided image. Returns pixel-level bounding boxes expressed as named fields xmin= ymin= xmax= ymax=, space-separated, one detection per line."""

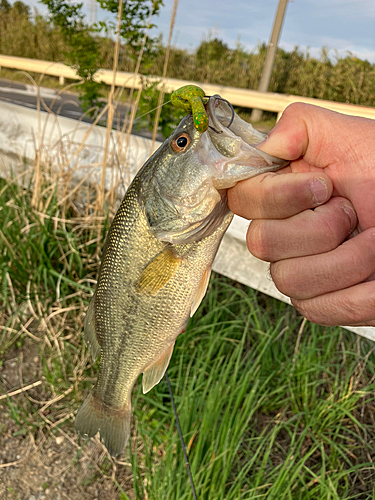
xmin=228 ymin=171 xmax=333 ymax=220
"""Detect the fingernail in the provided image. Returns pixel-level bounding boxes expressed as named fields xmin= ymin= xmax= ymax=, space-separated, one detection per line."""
xmin=341 ymin=204 xmax=357 ymax=232
xmin=310 ymin=178 xmax=328 ymax=205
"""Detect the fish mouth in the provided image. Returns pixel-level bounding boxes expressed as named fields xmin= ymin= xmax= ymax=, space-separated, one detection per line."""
xmin=206 ymin=95 xmax=288 ymax=165
xmin=206 ymin=95 xmax=266 ymax=146
xmin=206 ymin=96 xmax=235 ymax=133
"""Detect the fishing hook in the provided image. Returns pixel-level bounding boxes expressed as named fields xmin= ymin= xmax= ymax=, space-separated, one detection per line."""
xmin=205 ymin=95 xmax=235 ymax=133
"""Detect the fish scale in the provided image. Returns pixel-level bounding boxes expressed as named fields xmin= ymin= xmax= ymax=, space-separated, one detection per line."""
xmin=75 ymin=97 xmax=288 ymax=456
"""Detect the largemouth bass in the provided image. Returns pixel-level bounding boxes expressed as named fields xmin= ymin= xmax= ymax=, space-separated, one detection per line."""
xmin=75 ymin=96 xmax=287 ymax=456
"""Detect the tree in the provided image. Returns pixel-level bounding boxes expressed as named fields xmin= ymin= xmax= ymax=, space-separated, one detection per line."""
xmin=41 ymin=0 xmax=104 ymax=112
xmin=196 ymin=38 xmax=229 ymax=65
xmin=97 ymin=0 xmax=163 ymax=61
xmin=41 ymin=0 xmax=164 ymax=113
xmin=12 ymin=0 xmax=30 ymax=17
xmin=0 ymin=0 xmax=11 ymax=13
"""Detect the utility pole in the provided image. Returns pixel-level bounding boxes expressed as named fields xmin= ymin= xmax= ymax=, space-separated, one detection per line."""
xmin=89 ymin=0 xmax=97 ymax=26
xmin=250 ymin=0 xmax=289 ymax=123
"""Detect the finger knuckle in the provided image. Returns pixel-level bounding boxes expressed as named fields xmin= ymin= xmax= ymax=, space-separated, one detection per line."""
xmin=291 ymin=299 xmax=324 ymax=324
xmin=292 ymin=287 xmax=375 ymax=326
xmin=270 ymin=261 xmax=293 ymax=295
xmin=314 ymin=200 xmax=352 ymax=248
xmin=246 ymin=221 xmax=271 ymax=260
xmin=260 ymin=180 xmax=281 ymax=215
xmin=227 ymin=187 xmax=242 ymax=214
xmin=336 ymin=294 xmax=371 ymax=324
xmin=352 ymin=287 xmax=375 ymax=323
xmin=361 ymin=228 xmax=375 ymax=245
xmin=291 ymin=299 xmax=321 ymax=323
xmin=319 ymin=216 xmax=347 ymax=249
xmin=283 ymin=102 xmax=309 ymax=117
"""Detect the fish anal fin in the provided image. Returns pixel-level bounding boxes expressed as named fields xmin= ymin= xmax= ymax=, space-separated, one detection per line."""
xmin=136 ymin=248 xmax=182 ymax=296
xmin=142 ymin=342 xmax=175 ymax=394
xmin=83 ymin=299 xmax=100 ymax=360
xmin=191 ymin=265 xmax=212 ymax=317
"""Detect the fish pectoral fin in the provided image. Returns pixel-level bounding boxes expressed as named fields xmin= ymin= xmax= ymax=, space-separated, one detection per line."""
xmin=142 ymin=342 xmax=175 ymax=394
xmin=136 ymin=248 xmax=182 ymax=296
xmin=191 ymin=265 xmax=212 ymax=317
xmin=83 ymin=299 xmax=101 ymax=360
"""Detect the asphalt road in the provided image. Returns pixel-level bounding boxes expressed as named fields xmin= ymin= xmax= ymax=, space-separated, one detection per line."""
xmin=0 ymin=78 xmax=160 ymax=140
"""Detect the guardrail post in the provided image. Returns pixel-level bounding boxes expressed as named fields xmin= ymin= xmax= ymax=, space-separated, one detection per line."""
xmin=59 ymin=75 xmax=65 ymax=85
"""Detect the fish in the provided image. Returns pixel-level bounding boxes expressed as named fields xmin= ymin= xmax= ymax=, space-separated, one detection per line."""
xmin=75 ymin=95 xmax=288 ymax=456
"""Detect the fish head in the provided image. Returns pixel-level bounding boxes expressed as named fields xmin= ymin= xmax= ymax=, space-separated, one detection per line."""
xmin=140 ymin=95 xmax=288 ymax=244
xmin=204 ymin=95 xmax=288 ymax=188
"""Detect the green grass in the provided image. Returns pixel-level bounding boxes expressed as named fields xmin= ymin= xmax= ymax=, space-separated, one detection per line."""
xmin=130 ymin=284 xmax=375 ymax=499
xmin=1 ymin=176 xmax=375 ymax=498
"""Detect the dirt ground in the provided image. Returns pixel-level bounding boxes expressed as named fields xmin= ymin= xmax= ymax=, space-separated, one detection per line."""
xmin=0 ymin=430 xmax=135 ymax=500
xmin=0 ymin=345 xmax=136 ymax=500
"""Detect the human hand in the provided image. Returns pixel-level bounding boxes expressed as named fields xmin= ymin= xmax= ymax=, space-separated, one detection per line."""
xmin=228 ymin=103 xmax=375 ymax=327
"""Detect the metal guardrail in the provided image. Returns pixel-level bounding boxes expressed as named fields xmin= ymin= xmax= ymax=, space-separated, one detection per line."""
xmin=2 ymin=54 xmax=375 ymax=120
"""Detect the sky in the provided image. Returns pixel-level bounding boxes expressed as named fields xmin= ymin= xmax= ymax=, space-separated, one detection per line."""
xmin=28 ymin=0 xmax=375 ymax=63
xmin=152 ymin=0 xmax=375 ymax=62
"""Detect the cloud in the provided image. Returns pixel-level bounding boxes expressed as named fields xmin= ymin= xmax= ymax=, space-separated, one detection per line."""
xmin=305 ymin=0 xmax=375 ymax=19
xmin=278 ymin=40 xmax=375 ymax=63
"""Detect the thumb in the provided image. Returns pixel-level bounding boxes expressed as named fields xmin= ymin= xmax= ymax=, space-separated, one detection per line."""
xmin=256 ymin=102 xmax=346 ymax=166
xmin=256 ymin=102 xmax=311 ymax=161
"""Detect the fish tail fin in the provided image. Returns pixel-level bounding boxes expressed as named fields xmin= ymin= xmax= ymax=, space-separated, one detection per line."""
xmin=75 ymin=392 xmax=131 ymax=457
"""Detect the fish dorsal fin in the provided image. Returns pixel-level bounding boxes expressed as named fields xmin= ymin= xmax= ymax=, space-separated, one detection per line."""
xmin=83 ymin=299 xmax=101 ymax=360
xmin=142 ymin=342 xmax=175 ymax=394
xmin=136 ymin=248 xmax=182 ymax=296
xmin=191 ymin=265 xmax=212 ymax=317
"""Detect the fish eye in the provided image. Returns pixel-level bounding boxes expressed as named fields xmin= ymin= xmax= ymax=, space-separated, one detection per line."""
xmin=171 ymin=132 xmax=191 ymax=152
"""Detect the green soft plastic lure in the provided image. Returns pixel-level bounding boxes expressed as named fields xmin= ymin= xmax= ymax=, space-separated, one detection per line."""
xmin=171 ymin=85 xmax=209 ymax=133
